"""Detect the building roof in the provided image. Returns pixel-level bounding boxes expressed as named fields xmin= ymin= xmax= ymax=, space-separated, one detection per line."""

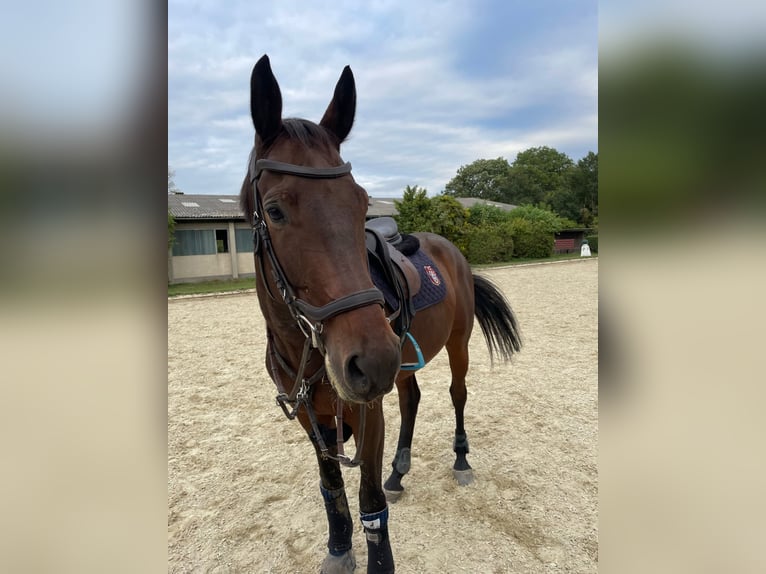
xmin=169 ymin=194 xmax=403 ymax=220
xmin=367 ymin=197 xmax=400 ymax=217
xmin=168 ymin=194 xmax=246 ymax=220
xmin=454 ymin=197 xmax=517 ymax=211
xmin=168 ymin=194 xmax=517 ymax=221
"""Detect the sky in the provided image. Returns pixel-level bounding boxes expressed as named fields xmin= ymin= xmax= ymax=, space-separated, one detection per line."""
xmin=168 ymin=0 xmax=598 ymax=198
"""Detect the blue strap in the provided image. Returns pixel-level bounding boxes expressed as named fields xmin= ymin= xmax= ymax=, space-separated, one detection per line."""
xmin=400 ymin=332 xmax=425 ymax=371
xmin=360 ymin=505 xmax=389 ymax=530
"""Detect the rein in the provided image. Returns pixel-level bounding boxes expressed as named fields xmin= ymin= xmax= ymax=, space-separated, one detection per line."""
xmin=251 ymin=156 xmax=382 ymax=467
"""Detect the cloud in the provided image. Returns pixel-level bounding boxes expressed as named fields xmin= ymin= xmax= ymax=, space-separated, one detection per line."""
xmin=168 ymin=0 xmax=597 ymax=197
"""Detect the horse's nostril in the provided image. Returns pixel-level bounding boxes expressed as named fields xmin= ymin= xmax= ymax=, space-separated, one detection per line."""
xmin=346 ymin=355 xmax=366 ymax=384
xmin=340 ymin=343 xmax=400 ymax=402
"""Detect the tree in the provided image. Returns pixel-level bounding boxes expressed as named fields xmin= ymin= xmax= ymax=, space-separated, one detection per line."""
xmin=462 ymin=204 xmax=515 ymax=264
xmin=168 ymin=166 xmax=181 ymax=194
xmin=441 ymin=148 xmax=597 ymax=224
xmin=394 ymin=185 xmax=434 ymax=234
xmin=506 ymin=146 xmax=575 ymax=209
xmin=428 ymin=195 xmax=466 ymax=242
xmin=443 ymin=158 xmax=512 ymax=202
xmin=507 ymin=204 xmax=577 ymax=233
xmin=168 ymin=212 xmax=176 ymax=249
xmin=168 ymin=165 xmax=180 ymax=248
xmin=466 ymin=203 xmax=510 ymax=227
xmin=393 ymin=186 xmax=467 ymax=246
xmin=569 ymin=151 xmax=598 ymax=227
xmin=545 ymin=184 xmax=582 ymax=223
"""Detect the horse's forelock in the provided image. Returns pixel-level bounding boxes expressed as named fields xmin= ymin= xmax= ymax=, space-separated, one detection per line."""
xmin=280 ymin=118 xmax=339 ymax=150
xmin=239 ymin=118 xmax=340 ymax=216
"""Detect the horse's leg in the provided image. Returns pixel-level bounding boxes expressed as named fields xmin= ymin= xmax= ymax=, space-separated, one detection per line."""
xmin=357 ymin=401 xmax=395 ymax=573
xmin=383 ymin=374 xmax=421 ymax=502
xmin=447 ymin=340 xmax=474 ymax=485
xmin=306 ymin=425 xmax=357 ymax=574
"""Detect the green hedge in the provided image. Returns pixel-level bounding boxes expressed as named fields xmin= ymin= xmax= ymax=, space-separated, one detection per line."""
xmin=395 ymin=193 xmax=568 ymax=262
xmin=585 ymin=234 xmax=598 ymax=253
xmin=463 ymin=223 xmax=514 ymax=264
xmin=510 ymin=219 xmax=554 ymax=258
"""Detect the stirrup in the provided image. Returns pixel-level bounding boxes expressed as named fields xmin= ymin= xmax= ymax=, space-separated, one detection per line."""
xmin=400 ymin=332 xmax=425 ymax=371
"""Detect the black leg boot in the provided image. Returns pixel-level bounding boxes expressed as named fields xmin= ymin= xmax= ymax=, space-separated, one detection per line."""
xmin=320 ymin=484 xmax=356 ymax=573
xmin=320 ymin=484 xmax=354 ymax=556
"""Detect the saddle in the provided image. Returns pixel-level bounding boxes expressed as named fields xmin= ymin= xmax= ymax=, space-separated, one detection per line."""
xmin=365 ymin=217 xmax=420 ymax=337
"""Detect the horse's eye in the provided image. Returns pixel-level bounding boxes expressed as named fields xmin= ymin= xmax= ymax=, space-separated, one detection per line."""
xmin=265 ymin=206 xmax=285 ymax=223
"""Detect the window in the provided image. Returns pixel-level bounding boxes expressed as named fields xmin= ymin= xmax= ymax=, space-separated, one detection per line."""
xmin=235 ymin=228 xmax=254 ymax=253
xmin=172 ymin=230 xmax=216 ymax=256
xmin=215 ymin=229 xmax=229 ymax=253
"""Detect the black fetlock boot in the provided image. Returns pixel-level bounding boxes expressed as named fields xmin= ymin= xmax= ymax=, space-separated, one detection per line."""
xmin=360 ymin=506 xmax=394 ymax=573
xmin=453 ymin=432 xmax=474 ymax=485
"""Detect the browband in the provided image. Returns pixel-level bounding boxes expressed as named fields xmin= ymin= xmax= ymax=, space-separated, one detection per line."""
xmin=252 ymin=158 xmax=352 ymax=182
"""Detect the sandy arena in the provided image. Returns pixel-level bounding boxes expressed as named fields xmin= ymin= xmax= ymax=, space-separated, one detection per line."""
xmin=168 ymin=258 xmax=598 ymax=573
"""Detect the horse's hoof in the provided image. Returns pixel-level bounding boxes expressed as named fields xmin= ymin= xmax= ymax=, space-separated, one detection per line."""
xmin=320 ymin=550 xmax=356 ymax=574
xmin=453 ymin=469 xmax=474 ymax=486
xmin=384 ymin=487 xmax=403 ymax=503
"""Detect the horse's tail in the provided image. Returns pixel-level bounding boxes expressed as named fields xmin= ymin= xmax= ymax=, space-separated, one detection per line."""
xmin=473 ymin=274 xmax=522 ymax=363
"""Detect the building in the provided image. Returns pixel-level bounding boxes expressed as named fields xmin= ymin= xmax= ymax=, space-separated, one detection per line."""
xmin=366 ymin=197 xmax=399 ymax=218
xmin=169 ymin=194 xmax=409 ymax=283
xmin=554 ymin=228 xmax=592 ymax=254
xmin=168 ymin=194 xmax=520 ymax=283
xmin=168 ymin=194 xmax=254 ymax=283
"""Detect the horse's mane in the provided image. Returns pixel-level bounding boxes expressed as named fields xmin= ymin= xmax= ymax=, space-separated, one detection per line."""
xmin=239 ymin=118 xmax=339 ymax=219
xmin=281 ymin=118 xmax=339 ymax=149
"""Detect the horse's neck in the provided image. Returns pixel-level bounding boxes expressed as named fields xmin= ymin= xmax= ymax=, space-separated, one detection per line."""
xmin=266 ymin=317 xmax=303 ymax=355
xmin=258 ymin=293 xmax=313 ymax=368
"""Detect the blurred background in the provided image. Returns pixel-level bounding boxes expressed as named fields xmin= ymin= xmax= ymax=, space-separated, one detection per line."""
xmin=1 ymin=0 xmax=764 ymax=572
xmin=0 ymin=1 xmax=166 ymax=572
xmin=600 ymin=1 xmax=766 ymax=572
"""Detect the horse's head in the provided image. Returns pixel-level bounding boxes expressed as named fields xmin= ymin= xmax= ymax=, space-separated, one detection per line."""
xmin=243 ymin=55 xmax=401 ymax=404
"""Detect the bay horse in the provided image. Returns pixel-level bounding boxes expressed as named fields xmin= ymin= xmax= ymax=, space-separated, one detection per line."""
xmin=240 ymin=55 xmax=521 ymax=574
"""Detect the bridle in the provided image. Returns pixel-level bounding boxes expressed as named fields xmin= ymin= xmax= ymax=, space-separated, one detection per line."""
xmin=250 ymin=157 xmax=385 ymax=347
xmin=249 ymin=154 xmax=386 ymax=466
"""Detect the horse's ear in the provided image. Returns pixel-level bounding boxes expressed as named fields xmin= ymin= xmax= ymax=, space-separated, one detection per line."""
xmin=250 ymin=55 xmax=283 ymax=145
xmin=320 ymin=66 xmax=356 ymax=145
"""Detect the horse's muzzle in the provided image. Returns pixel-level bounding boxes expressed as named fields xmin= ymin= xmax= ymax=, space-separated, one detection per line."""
xmin=325 ymin=319 xmax=401 ymax=403
xmin=343 ymin=349 xmax=399 ymax=402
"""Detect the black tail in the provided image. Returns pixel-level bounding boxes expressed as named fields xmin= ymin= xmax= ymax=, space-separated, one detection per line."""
xmin=473 ymin=274 xmax=522 ymax=363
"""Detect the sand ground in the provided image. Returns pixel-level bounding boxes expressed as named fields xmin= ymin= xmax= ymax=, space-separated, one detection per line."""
xmin=168 ymin=258 xmax=598 ymax=573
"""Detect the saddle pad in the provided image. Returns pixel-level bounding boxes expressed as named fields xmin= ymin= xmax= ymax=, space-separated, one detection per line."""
xmin=369 ymin=249 xmax=446 ymax=313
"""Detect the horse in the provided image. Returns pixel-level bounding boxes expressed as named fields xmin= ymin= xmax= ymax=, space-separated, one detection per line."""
xmin=240 ymin=54 xmax=522 ymax=574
